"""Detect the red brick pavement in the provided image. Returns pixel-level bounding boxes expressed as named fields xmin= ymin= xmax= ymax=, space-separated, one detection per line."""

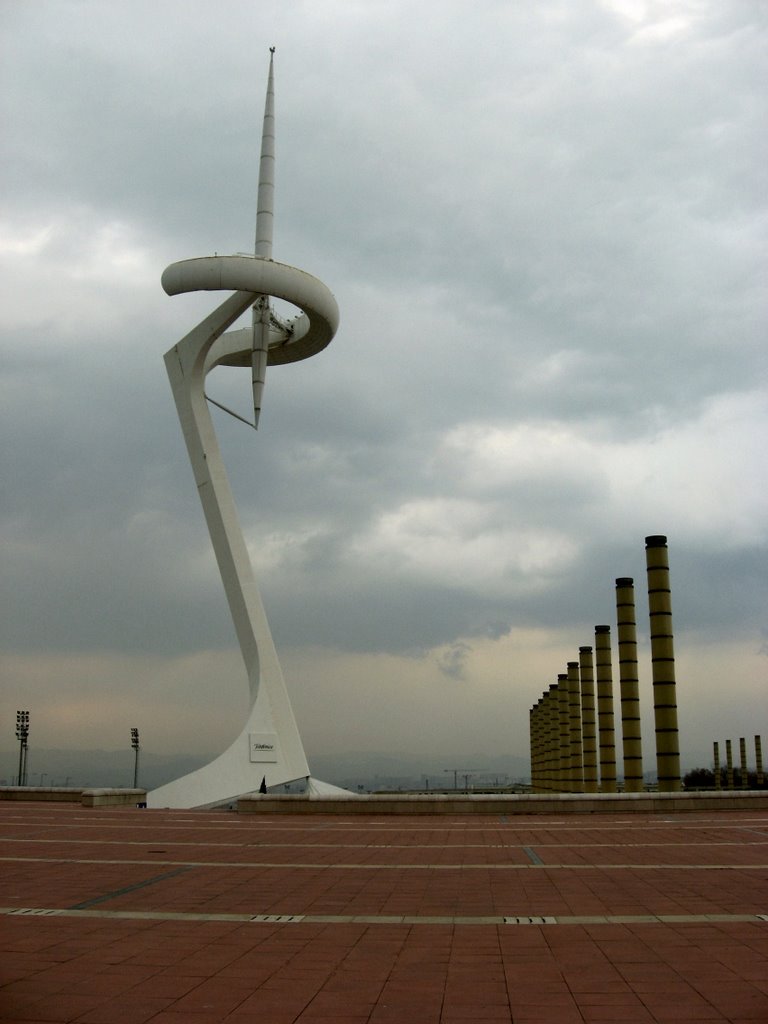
xmin=0 ymin=803 xmax=766 ymax=1022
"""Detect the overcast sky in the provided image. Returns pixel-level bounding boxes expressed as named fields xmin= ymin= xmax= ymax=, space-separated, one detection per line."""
xmin=1 ymin=0 xmax=765 ymax=776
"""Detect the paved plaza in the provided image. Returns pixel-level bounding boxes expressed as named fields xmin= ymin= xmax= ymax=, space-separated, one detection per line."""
xmin=1 ymin=802 xmax=767 ymax=1022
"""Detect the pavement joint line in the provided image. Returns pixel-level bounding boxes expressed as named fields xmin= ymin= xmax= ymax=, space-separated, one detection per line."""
xmin=3 ymin=837 xmax=767 ymax=849
xmin=1 ymin=906 xmax=766 ymax=926
xmin=67 ymin=866 xmax=194 ymax=910
xmin=523 ymin=846 xmax=545 ymax=865
xmin=2 ymin=854 xmax=768 ymax=870
xmin=3 ymin=817 xmax=767 ymax=834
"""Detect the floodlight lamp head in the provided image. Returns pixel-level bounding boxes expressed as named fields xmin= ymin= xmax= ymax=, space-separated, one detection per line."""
xmin=15 ymin=710 xmax=29 ymax=740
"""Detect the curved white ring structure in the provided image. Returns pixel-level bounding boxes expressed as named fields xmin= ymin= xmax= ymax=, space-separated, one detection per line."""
xmin=162 ymin=255 xmax=339 ymax=365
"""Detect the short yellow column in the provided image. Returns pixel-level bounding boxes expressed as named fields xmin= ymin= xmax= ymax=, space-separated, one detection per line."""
xmin=567 ymin=661 xmax=583 ymax=793
xmin=756 ymin=735 xmax=764 ymax=788
xmin=537 ymin=698 xmax=547 ymax=791
xmin=535 ymin=692 xmax=551 ymax=792
xmin=594 ymin=625 xmax=617 ymax=793
xmin=557 ymin=674 xmax=570 ymax=793
xmin=537 ymin=699 xmax=547 ymax=791
xmin=739 ymin=736 xmax=749 ymax=789
xmin=615 ymin=577 xmax=644 ymax=792
xmin=546 ymin=684 xmax=560 ymax=792
xmin=579 ymin=646 xmax=598 ymax=793
xmin=713 ymin=741 xmax=721 ymax=790
xmin=529 ymin=702 xmax=541 ymax=792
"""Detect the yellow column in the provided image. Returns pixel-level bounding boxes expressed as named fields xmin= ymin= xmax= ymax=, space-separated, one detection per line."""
xmin=726 ymin=739 xmax=734 ymax=790
xmin=557 ymin=674 xmax=570 ymax=793
xmin=579 ymin=646 xmax=598 ymax=793
xmin=713 ymin=741 xmax=721 ymax=790
xmin=567 ymin=661 xmax=583 ymax=793
xmin=534 ymin=700 xmax=544 ymax=792
xmin=594 ymin=625 xmax=617 ymax=793
xmin=546 ymin=684 xmax=560 ymax=792
xmin=536 ymin=698 xmax=546 ymax=791
xmin=529 ymin=703 xmax=539 ymax=792
xmin=615 ymin=577 xmax=644 ymax=792
xmin=756 ymin=735 xmax=764 ymax=788
xmin=645 ymin=535 xmax=681 ymax=792
xmin=739 ymin=736 xmax=749 ymax=789
xmin=538 ymin=693 xmax=551 ymax=792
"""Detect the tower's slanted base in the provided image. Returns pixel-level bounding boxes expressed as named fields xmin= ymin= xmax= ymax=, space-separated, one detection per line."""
xmin=147 ymin=709 xmax=353 ymax=807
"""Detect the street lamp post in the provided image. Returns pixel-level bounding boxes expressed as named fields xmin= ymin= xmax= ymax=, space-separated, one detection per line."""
xmin=15 ymin=710 xmax=29 ymax=787
xmin=131 ymin=728 xmax=140 ymax=788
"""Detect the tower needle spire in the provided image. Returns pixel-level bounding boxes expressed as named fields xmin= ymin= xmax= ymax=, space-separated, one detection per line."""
xmin=252 ymin=47 xmax=276 ymax=428
xmin=255 ymin=47 xmax=275 ymax=259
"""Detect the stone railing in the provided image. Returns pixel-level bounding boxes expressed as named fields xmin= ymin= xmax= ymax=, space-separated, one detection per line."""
xmin=238 ymin=790 xmax=768 ymax=815
xmin=0 ymin=787 xmax=147 ymax=808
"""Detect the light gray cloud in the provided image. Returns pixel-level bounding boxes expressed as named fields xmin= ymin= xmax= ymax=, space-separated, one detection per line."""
xmin=1 ymin=0 xmax=765 ymax=763
xmin=436 ymin=642 xmax=473 ymax=682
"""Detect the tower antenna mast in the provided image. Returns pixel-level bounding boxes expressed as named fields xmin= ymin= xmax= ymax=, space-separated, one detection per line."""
xmin=251 ymin=46 xmax=276 ymax=427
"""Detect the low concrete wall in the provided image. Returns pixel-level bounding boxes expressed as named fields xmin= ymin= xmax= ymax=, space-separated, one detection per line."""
xmin=239 ymin=791 xmax=768 ymax=816
xmin=0 ymin=787 xmax=147 ymax=808
xmin=81 ymin=789 xmax=147 ymax=807
xmin=0 ymin=787 xmax=83 ymax=804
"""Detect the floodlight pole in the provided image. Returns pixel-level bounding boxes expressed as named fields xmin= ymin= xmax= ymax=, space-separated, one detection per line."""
xmin=131 ymin=727 xmax=140 ymax=789
xmin=15 ymin=710 xmax=29 ymax=787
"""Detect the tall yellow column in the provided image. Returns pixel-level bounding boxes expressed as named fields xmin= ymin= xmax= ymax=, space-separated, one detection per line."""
xmin=594 ymin=625 xmax=617 ymax=793
xmin=547 ymin=684 xmax=560 ymax=791
xmin=739 ymin=736 xmax=749 ymax=789
xmin=557 ymin=674 xmax=570 ymax=793
xmin=529 ymin=702 xmax=540 ymax=792
xmin=713 ymin=741 xmax=721 ymax=790
xmin=536 ymin=698 xmax=547 ymax=791
xmin=615 ymin=577 xmax=644 ymax=792
xmin=645 ymin=535 xmax=682 ymax=792
xmin=579 ymin=646 xmax=598 ymax=793
xmin=567 ymin=661 xmax=583 ymax=793
xmin=756 ymin=735 xmax=764 ymax=788
xmin=536 ymin=692 xmax=551 ymax=792
xmin=536 ymin=699 xmax=545 ymax=791
xmin=726 ymin=739 xmax=734 ymax=790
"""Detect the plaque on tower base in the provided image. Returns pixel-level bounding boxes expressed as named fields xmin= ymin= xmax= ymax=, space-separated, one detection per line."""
xmin=249 ymin=733 xmax=279 ymax=763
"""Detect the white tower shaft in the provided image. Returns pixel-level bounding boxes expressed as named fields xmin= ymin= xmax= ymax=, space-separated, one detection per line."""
xmin=148 ymin=50 xmax=343 ymax=808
